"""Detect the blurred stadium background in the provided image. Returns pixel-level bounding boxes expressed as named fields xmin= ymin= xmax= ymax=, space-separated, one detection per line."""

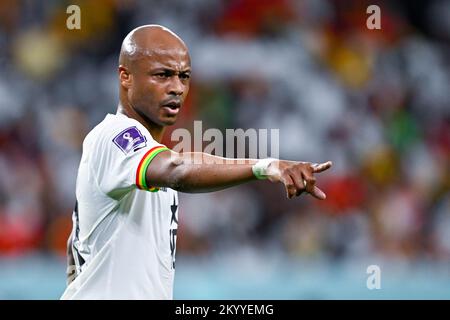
xmin=0 ymin=0 xmax=449 ymax=299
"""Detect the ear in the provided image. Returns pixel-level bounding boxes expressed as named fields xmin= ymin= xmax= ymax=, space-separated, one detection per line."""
xmin=119 ymin=65 xmax=132 ymax=89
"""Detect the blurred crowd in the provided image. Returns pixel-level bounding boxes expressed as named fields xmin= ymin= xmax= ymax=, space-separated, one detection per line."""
xmin=0 ymin=0 xmax=449 ymax=270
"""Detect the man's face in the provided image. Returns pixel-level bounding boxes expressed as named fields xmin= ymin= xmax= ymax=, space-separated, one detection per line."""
xmin=127 ymin=49 xmax=191 ymax=126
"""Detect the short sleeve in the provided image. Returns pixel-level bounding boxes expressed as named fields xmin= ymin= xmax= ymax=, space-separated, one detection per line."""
xmin=90 ymin=123 xmax=169 ymax=198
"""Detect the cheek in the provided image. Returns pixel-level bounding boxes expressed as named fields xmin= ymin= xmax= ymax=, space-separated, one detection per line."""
xmin=147 ymin=78 xmax=167 ymax=98
xmin=133 ymin=79 xmax=160 ymax=103
xmin=183 ymin=83 xmax=190 ymax=98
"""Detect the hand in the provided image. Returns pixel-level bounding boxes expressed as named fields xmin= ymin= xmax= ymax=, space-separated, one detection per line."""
xmin=266 ymin=160 xmax=332 ymax=200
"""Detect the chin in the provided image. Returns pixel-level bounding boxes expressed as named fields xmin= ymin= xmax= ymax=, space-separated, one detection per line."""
xmin=161 ymin=117 xmax=178 ymax=126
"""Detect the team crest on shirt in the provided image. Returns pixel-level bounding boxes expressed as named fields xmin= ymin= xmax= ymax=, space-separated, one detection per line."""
xmin=113 ymin=126 xmax=147 ymax=154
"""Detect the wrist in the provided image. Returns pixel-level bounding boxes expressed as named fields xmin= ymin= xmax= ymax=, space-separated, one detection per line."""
xmin=252 ymin=158 xmax=277 ymax=180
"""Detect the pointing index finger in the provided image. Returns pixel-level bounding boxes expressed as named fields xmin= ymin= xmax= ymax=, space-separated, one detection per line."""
xmin=312 ymin=161 xmax=332 ymax=173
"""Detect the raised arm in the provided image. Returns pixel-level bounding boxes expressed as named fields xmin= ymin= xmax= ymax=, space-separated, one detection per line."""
xmin=146 ymin=150 xmax=332 ymax=199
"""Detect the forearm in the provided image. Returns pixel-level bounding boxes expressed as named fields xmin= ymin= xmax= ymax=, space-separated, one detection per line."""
xmin=173 ymin=152 xmax=259 ymax=192
xmin=151 ymin=151 xmax=259 ymax=193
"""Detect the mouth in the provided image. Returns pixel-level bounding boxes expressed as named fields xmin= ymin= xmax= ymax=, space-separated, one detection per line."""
xmin=161 ymin=101 xmax=181 ymax=116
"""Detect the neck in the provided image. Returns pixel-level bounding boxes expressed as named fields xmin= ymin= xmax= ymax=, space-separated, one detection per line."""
xmin=117 ymin=101 xmax=165 ymax=143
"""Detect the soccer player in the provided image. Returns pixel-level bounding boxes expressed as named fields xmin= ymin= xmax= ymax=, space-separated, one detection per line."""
xmin=61 ymin=25 xmax=332 ymax=299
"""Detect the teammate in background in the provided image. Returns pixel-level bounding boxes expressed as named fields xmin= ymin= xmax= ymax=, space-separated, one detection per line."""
xmin=61 ymin=25 xmax=332 ymax=299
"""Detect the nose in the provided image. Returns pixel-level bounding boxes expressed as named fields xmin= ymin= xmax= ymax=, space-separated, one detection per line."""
xmin=168 ymin=76 xmax=184 ymax=96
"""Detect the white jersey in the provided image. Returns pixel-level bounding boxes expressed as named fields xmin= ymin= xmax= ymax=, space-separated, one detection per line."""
xmin=61 ymin=113 xmax=179 ymax=300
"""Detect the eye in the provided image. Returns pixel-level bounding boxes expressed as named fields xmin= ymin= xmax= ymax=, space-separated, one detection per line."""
xmin=180 ymin=73 xmax=190 ymax=80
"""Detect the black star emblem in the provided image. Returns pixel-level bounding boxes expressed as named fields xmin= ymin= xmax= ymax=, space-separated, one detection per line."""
xmin=170 ymin=196 xmax=178 ymax=225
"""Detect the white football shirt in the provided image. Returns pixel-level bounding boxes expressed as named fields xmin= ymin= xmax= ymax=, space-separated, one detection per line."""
xmin=60 ymin=113 xmax=179 ymax=300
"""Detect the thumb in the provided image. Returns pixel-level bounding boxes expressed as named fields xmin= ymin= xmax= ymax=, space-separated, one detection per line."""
xmin=309 ymin=186 xmax=326 ymax=200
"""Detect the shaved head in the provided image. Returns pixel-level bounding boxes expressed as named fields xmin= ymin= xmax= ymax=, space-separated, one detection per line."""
xmin=119 ymin=25 xmax=189 ymax=69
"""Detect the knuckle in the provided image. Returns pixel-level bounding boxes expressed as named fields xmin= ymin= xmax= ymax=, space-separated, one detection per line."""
xmin=307 ymin=176 xmax=316 ymax=184
xmin=297 ymin=163 xmax=310 ymax=172
xmin=288 ymin=165 xmax=297 ymax=173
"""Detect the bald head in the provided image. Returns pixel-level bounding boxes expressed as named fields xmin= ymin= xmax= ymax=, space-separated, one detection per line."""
xmin=119 ymin=25 xmax=189 ymax=68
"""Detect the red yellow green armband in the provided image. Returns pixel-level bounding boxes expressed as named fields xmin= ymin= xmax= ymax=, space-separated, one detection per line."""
xmin=136 ymin=145 xmax=169 ymax=192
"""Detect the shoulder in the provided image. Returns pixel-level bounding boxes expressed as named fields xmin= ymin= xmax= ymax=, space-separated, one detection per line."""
xmin=83 ymin=113 xmax=156 ymax=154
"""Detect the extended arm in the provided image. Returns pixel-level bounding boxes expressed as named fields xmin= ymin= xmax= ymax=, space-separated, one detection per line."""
xmin=146 ymin=150 xmax=332 ymax=199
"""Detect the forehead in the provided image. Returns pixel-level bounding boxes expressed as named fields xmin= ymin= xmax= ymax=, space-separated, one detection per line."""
xmin=138 ymin=48 xmax=191 ymax=70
